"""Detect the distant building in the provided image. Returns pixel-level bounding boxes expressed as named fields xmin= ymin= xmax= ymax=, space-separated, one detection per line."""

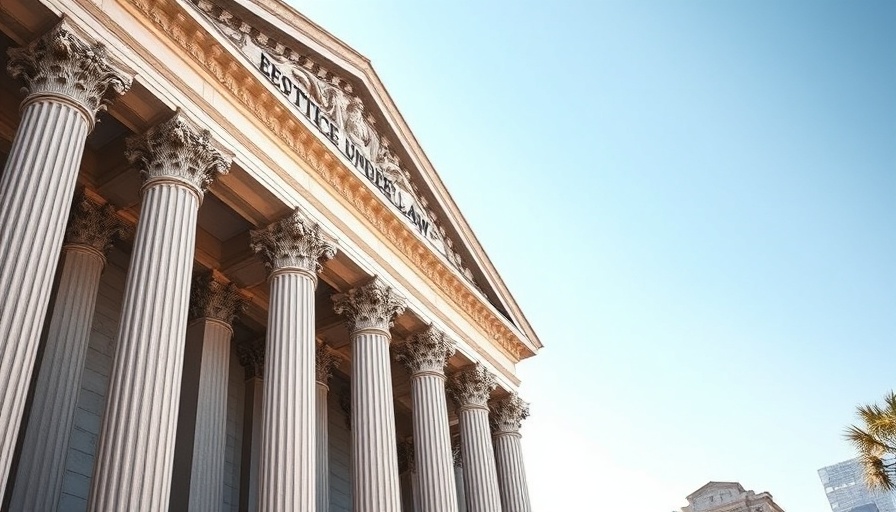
xmin=681 ymin=481 xmax=786 ymax=512
xmin=818 ymin=458 xmax=896 ymax=512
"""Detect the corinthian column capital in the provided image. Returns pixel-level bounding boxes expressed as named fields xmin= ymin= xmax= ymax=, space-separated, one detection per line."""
xmin=236 ymin=338 xmax=265 ymax=379
xmin=125 ymin=112 xmax=232 ymax=199
xmin=190 ymin=272 xmax=246 ymax=326
xmin=250 ymin=207 xmax=337 ymax=275
xmin=316 ymin=343 xmax=343 ymax=384
xmin=395 ymin=325 xmax=456 ymax=376
xmin=64 ymin=191 xmax=125 ymax=256
xmin=7 ymin=21 xmax=132 ymax=128
xmin=448 ymin=363 xmax=497 ymax=409
xmin=333 ymin=277 xmax=407 ymax=334
xmin=490 ymin=394 xmax=530 ymax=435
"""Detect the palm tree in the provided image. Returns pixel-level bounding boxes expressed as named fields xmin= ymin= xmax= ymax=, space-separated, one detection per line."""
xmin=846 ymin=391 xmax=896 ymax=490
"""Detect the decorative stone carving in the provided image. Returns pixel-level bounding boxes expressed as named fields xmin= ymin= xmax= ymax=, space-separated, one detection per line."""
xmin=449 ymin=364 xmax=497 ymax=409
xmin=250 ymin=207 xmax=336 ymax=273
xmin=452 ymin=437 xmax=463 ymax=468
xmin=188 ymin=0 xmax=480 ymax=286
xmin=490 ymin=394 xmax=529 ymax=435
xmin=332 ymin=277 xmax=406 ymax=333
xmin=7 ymin=21 xmax=132 ymax=126
xmin=125 ymin=111 xmax=232 ymax=196
xmin=64 ymin=191 xmax=125 ymax=254
xmin=396 ymin=439 xmax=416 ymax=475
xmin=189 ymin=272 xmax=246 ymax=324
xmin=315 ymin=343 xmax=343 ymax=383
xmin=236 ymin=338 xmax=265 ymax=379
xmin=395 ymin=325 xmax=455 ymax=375
xmin=127 ymin=0 xmax=530 ymax=362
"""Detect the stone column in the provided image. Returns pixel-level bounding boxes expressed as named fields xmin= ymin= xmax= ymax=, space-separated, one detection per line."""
xmin=397 ymin=440 xmax=419 ymax=512
xmin=88 ymin=113 xmax=231 ymax=512
xmin=448 ymin=364 xmax=501 ymax=512
xmin=170 ymin=273 xmax=245 ymax=512
xmin=395 ymin=326 xmax=459 ymax=512
xmin=333 ymin=278 xmax=407 ymax=512
xmin=490 ymin=394 xmax=532 ymax=512
xmin=236 ymin=339 xmax=265 ymax=512
xmin=0 ymin=22 xmax=131 ymax=498
xmin=316 ymin=344 xmax=342 ymax=512
xmin=250 ymin=208 xmax=336 ymax=512
xmin=452 ymin=439 xmax=467 ymax=512
xmin=9 ymin=193 xmax=123 ymax=511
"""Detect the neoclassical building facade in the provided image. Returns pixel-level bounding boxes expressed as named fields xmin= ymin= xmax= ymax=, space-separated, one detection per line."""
xmin=0 ymin=0 xmax=542 ymax=511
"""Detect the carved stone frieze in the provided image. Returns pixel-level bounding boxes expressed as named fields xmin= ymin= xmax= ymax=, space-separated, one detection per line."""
xmin=125 ymin=112 xmax=233 ymax=197
xmin=395 ymin=325 xmax=456 ymax=375
xmin=190 ymin=272 xmax=246 ymax=324
xmin=315 ymin=343 xmax=343 ymax=384
xmin=7 ymin=21 xmax=132 ymax=126
xmin=236 ymin=338 xmax=265 ymax=379
xmin=332 ymin=277 xmax=406 ymax=333
xmin=250 ymin=207 xmax=337 ymax=273
xmin=123 ymin=0 xmax=531 ymax=364
xmin=187 ymin=0 xmax=479 ymax=286
xmin=64 ymin=191 xmax=126 ymax=254
xmin=448 ymin=363 xmax=497 ymax=409
xmin=489 ymin=393 xmax=529 ymax=435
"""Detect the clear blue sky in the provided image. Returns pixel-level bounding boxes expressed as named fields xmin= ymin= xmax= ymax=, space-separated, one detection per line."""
xmin=293 ymin=1 xmax=896 ymax=510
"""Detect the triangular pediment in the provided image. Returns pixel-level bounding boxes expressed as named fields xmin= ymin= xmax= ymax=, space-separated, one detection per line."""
xmin=183 ymin=0 xmax=541 ymax=356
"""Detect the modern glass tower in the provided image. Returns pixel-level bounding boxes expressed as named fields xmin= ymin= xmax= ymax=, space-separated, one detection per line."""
xmin=819 ymin=458 xmax=896 ymax=512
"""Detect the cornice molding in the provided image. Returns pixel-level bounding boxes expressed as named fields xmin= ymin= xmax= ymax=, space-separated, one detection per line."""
xmin=122 ymin=0 xmax=531 ymax=360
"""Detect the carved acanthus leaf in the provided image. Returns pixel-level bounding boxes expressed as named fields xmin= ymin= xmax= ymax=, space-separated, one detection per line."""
xmin=332 ymin=277 xmax=406 ymax=333
xmin=125 ymin=112 xmax=232 ymax=196
xmin=395 ymin=325 xmax=456 ymax=375
xmin=7 ymin=21 xmax=132 ymax=124
xmin=489 ymin=393 xmax=530 ymax=434
xmin=316 ymin=343 xmax=343 ymax=383
xmin=451 ymin=436 xmax=463 ymax=468
xmin=190 ymin=272 xmax=246 ymax=324
xmin=187 ymin=0 xmax=479 ymax=288
xmin=236 ymin=338 xmax=265 ymax=378
xmin=250 ymin=207 xmax=337 ymax=273
xmin=448 ymin=363 xmax=497 ymax=408
xmin=64 ymin=191 xmax=125 ymax=254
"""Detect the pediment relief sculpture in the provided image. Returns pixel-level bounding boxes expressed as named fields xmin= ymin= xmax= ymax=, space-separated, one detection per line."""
xmin=191 ymin=0 xmax=479 ymax=288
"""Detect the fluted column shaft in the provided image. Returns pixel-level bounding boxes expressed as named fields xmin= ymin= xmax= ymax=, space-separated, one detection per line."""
xmin=316 ymin=345 xmax=341 ymax=512
xmin=171 ymin=275 xmax=243 ymax=512
xmin=396 ymin=325 xmax=459 ymax=512
xmin=88 ymin=182 xmax=199 ymax=511
xmin=0 ymin=105 xmax=89 ymax=491
xmin=410 ymin=372 xmax=458 ymax=512
xmin=457 ymin=407 xmax=501 ymax=512
xmin=333 ymin=278 xmax=406 ymax=512
xmin=449 ymin=365 xmax=501 ymax=512
xmin=490 ymin=394 xmax=531 ymax=512
xmin=258 ymin=269 xmax=316 ymax=511
xmin=453 ymin=463 xmax=467 ymax=512
xmin=492 ymin=433 xmax=530 ymax=512
xmin=9 ymin=244 xmax=105 ymax=511
xmin=352 ymin=328 xmax=402 ymax=512
xmin=0 ymin=25 xmax=130 ymax=497
xmin=316 ymin=382 xmax=329 ymax=512
xmin=188 ymin=319 xmax=232 ymax=512
xmin=250 ymin=207 xmax=335 ymax=512
xmin=237 ymin=338 xmax=265 ymax=512
xmin=88 ymin=113 xmax=231 ymax=511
